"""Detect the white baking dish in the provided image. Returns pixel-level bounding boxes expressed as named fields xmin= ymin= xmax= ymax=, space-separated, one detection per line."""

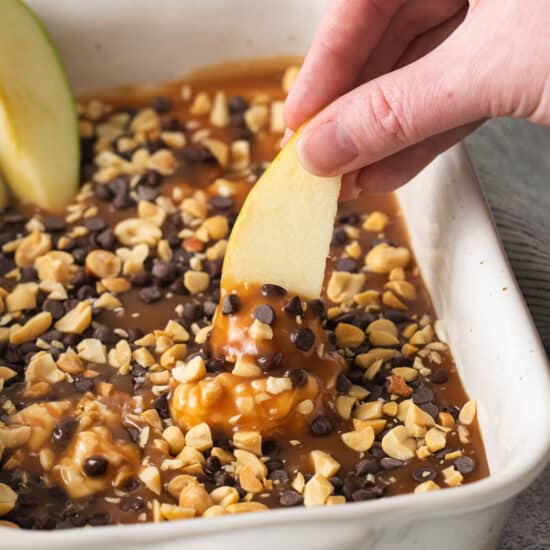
xmin=4 ymin=1 xmax=550 ymax=548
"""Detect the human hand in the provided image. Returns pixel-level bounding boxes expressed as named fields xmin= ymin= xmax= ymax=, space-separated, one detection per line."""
xmin=284 ymin=0 xmax=550 ymax=199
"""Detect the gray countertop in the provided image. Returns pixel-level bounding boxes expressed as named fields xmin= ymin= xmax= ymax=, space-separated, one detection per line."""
xmin=465 ymin=119 xmax=550 ymax=550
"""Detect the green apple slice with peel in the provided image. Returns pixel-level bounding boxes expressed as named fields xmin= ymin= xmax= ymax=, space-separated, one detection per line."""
xmin=0 ymin=0 xmax=79 ymax=211
xmin=222 ymin=130 xmax=341 ymax=299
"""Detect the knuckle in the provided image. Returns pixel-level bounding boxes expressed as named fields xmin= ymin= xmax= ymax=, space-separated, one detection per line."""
xmin=361 ymin=84 xmax=412 ymax=146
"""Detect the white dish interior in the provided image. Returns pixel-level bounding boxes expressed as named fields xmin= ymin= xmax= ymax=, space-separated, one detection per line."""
xmin=4 ymin=1 xmax=550 ymax=549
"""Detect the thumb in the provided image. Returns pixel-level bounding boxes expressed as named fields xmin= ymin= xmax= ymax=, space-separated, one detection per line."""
xmin=297 ymin=25 xmax=492 ymax=177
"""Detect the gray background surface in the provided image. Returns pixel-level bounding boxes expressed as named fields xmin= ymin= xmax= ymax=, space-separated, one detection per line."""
xmin=465 ymin=119 xmax=550 ymax=550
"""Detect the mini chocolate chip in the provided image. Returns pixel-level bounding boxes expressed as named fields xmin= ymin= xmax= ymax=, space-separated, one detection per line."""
xmin=109 ymin=176 xmax=129 ymax=195
xmin=253 ymin=304 xmax=275 ymax=325
xmin=183 ymin=302 xmax=203 ymax=321
xmin=181 ymin=145 xmax=215 ymax=164
xmin=352 ymin=486 xmax=385 ymax=501
xmin=74 ymin=376 xmax=95 ymax=393
xmin=228 ymin=95 xmax=249 ymax=114
xmin=454 ymin=456 xmax=476 ymax=475
xmin=152 ymin=261 xmax=177 ymax=285
xmin=0 ymin=254 xmax=14 ymax=275
xmin=139 ymin=286 xmax=162 ymax=304
xmin=332 ymin=227 xmax=348 ymax=245
xmin=261 ymin=283 xmax=287 ymax=298
xmin=83 ymin=455 xmax=108 ymax=477
xmin=206 ymin=358 xmax=224 ymax=373
xmin=51 ymin=418 xmax=79 ymax=448
xmin=269 ymin=469 xmax=289 ymax=484
xmin=112 ymin=191 xmax=135 ymax=210
xmin=126 ymin=328 xmax=144 ymax=343
xmin=83 ymin=217 xmax=106 ymax=232
xmin=203 ymin=300 xmax=218 ymax=317
xmin=43 ymin=299 xmax=65 ymax=320
xmin=311 ymin=415 xmax=333 ymax=436
xmin=152 ymin=394 xmax=169 ymax=419
xmin=72 ymin=269 xmax=94 ymax=288
xmin=412 ymin=386 xmax=434 ymax=405
xmin=43 ymin=217 xmax=66 ymax=232
xmin=335 ymin=258 xmax=358 ymax=272
xmin=383 ymin=309 xmax=410 ymax=324
xmin=94 ymin=184 xmax=113 ymax=201
xmin=292 ymin=328 xmax=315 ymax=352
xmin=137 ymin=185 xmax=159 ymax=201
xmin=262 ymin=438 xmax=280 ymax=457
xmin=430 ymin=368 xmax=449 ymax=384
xmin=120 ymin=496 xmax=145 ymax=512
xmin=355 ymin=459 xmax=381 ymax=476
xmin=336 ymin=374 xmax=353 ymax=394
xmin=96 ymin=228 xmax=116 ymax=250
xmin=77 ymin=285 xmax=96 ymax=301
xmin=380 ymin=457 xmax=404 ymax=470
xmin=93 ymin=325 xmax=118 ymax=345
xmin=257 ymin=351 xmax=283 ymax=371
xmin=287 ymin=368 xmax=308 ymax=388
xmin=279 ymin=490 xmax=303 ymax=507
xmin=412 ymin=466 xmax=437 ymax=483
xmin=222 ymin=294 xmax=241 ymax=315
xmin=151 ymin=96 xmax=172 ymax=113
xmin=130 ymin=271 xmax=152 ymax=287
xmin=72 ymin=248 xmax=88 ymax=265
xmin=210 ymin=195 xmax=233 ymax=210
xmin=20 ymin=267 xmax=38 ymax=282
xmin=308 ymin=299 xmax=326 ymax=320
xmin=41 ymin=329 xmax=63 ymax=343
xmin=420 ymin=402 xmax=439 ymax=420
xmin=204 ymin=455 xmax=221 ymax=474
xmin=283 ymin=295 xmax=303 ymax=317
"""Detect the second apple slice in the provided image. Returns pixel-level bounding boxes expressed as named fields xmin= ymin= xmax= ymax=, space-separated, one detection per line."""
xmin=221 ymin=131 xmax=341 ymax=299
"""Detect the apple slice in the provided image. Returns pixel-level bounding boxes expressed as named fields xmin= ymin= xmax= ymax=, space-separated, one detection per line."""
xmin=0 ymin=0 xmax=79 ymax=210
xmin=221 ymin=130 xmax=341 ymax=299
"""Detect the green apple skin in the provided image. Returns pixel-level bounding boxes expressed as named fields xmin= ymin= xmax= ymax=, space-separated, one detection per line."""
xmin=0 ymin=0 xmax=79 ymax=211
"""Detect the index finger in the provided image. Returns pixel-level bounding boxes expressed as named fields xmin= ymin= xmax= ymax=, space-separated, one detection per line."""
xmin=284 ymin=0 xmax=407 ymax=130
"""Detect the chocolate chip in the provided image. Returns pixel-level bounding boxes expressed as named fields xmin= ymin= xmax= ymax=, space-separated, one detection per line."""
xmin=182 ymin=303 xmax=203 ymax=321
xmin=152 ymin=261 xmax=177 ymax=285
xmin=120 ymin=496 xmax=145 ymax=512
xmin=420 ymin=402 xmax=439 ymax=420
xmin=292 ymin=328 xmax=315 ymax=352
xmin=332 ymin=227 xmax=348 ymax=245
xmin=74 ymin=376 xmax=95 ymax=393
xmin=279 ymin=490 xmax=303 ymax=507
xmin=51 ymin=418 xmax=79 ymax=449
xmin=383 ymin=309 xmax=410 ymax=324
xmin=308 ymin=299 xmax=326 ymax=319
xmin=204 ymin=455 xmax=221 ymax=474
xmin=127 ymin=328 xmax=144 ymax=343
xmin=335 ymin=258 xmax=358 ymax=272
xmin=77 ymin=285 xmax=96 ymax=301
xmin=0 ymin=254 xmax=14 ymax=275
xmin=151 ymin=96 xmax=172 ymax=113
xmin=336 ymin=374 xmax=353 ymax=394
xmin=257 ymin=351 xmax=283 ymax=371
xmin=412 ymin=466 xmax=437 ymax=482
xmin=83 ymin=455 xmax=108 ymax=477
xmin=430 ymin=368 xmax=449 ymax=384
xmin=144 ymin=169 xmax=163 ymax=187
xmin=43 ymin=299 xmax=65 ymax=320
xmin=253 ymin=304 xmax=275 ymax=325
xmin=112 ymin=191 xmax=135 ymax=210
xmin=268 ymin=469 xmax=289 ymax=484
xmin=20 ymin=267 xmax=38 ymax=282
xmin=311 ymin=415 xmax=333 ymax=436
xmin=222 ymin=294 xmax=241 ymax=315
xmin=206 ymin=358 xmax=224 ymax=373
xmin=83 ymin=217 xmax=105 ymax=232
xmin=352 ymin=485 xmax=385 ymax=501
xmin=355 ymin=459 xmax=381 ymax=476
xmin=130 ymin=271 xmax=152 ymax=287
xmin=261 ymin=283 xmax=287 ymax=298
xmin=283 ymin=296 xmax=303 ymax=317
xmin=139 ymin=286 xmax=162 ymax=304
xmin=43 ymin=217 xmax=66 ymax=232
xmin=454 ymin=456 xmax=476 ymax=475
xmin=96 ymin=228 xmax=116 ymax=250
xmin=72 ymin=248 xmax=87 ymax=265
xmin=412 ymin=386 xmax=434 ymax=405
xmin=266 ymin=459 xmax=283 ymax=472
xmin=152 ymin=394 xmax=170 ymax=419
xmin=109 ymin=176 xmax=129 ymax=196
xmin=41 ymin=330 xmax=63 ymax=343
xmin=94 ymin=184 xmax=113 ymax=201
xmin=137 ymin=185 xmax=159 ymax=201
xmin=203 ymin=300 xmax=218 ymax=317
xmin=210 ymin=195 xmax=233 ymax=210
xmin=93 ymin=325 xmax=118 ymax=345
xmin=228 ymin=95 xmax=249 ymax=114
xmin=380 ymin=457 xmax=404 ymax=470
xmin=287 ymin=368 xmax=308 ymax=388
xmin=181 ymin=145 xmax=215 ymax=164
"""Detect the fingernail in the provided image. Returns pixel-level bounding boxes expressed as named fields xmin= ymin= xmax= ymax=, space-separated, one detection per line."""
xmin=280 ymin=128 xmax=294 ymax=148
xmin=298 ymin=120 xmax=358 ymax=175
xmin=340 ymin=173 xmax=362 ymax=201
